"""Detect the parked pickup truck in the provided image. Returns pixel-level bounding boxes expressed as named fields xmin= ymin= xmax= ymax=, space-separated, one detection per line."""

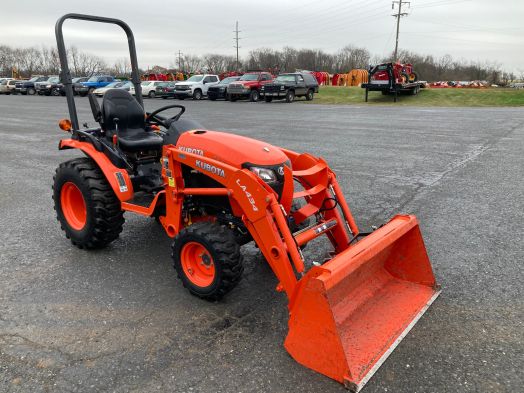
xmin=227 ymin=71 xmax=273 ymax=102
xmin=173 ymin=74 xmax=220 ymax=100
xmin=260 ymin=72 xmax=319 ymax=103
xmin=57 ymin=77 xmax=89 ymax=96
xmin=77 ymin=75 xmax=117 ymax=97
xmin=207 ymin=76 xmax=241 ymax=100
xmin=35 ymin=76 xmax=61 ymax=96
xmin=15 ymin=76 xmax=47 ymax=95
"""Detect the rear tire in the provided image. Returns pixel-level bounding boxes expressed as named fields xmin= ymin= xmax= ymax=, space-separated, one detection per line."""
xmin=172 ymin=222 xmax=243 ymax=300
xmin=148 ymin=91 xmax=156 ymax=98
xmin=285 ymin=89 xmax=295 ymax=103
xmin=27 ymin=88 xmax=36 ymax=95
xmin=305 ymin=89 xmax=314 ymax=101
xmin=53 ymin=157 xmax=124 ymax=249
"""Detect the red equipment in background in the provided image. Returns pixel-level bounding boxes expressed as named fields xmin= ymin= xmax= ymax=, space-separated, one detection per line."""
xmin=371 ymin=62 xmax=418 ymax=85
xmin=219 ymin=71 xmax=243 ymax=80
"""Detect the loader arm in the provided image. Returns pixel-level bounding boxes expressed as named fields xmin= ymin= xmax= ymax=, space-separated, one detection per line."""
xmin=161 ymin=144 xmax=440 ymax=392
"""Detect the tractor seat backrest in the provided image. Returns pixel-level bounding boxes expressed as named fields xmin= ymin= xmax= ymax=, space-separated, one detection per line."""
xmin=101 ymin=89 xmax=145 ymax=137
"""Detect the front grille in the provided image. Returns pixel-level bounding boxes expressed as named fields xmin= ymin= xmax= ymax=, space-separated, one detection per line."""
xmin=175 ymin=85 xmax=190 ymax=90
xmin=264 ymin=84 xmax=281 ymax=93
xmin=228 ymin=84 xmax=245 ymax=93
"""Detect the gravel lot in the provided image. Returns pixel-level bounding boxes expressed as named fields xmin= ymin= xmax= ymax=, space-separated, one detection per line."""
xmin=0 ymin=94 xmax=522 ymax=392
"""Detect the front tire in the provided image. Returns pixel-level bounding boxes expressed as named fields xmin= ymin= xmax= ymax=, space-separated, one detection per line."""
xmin=27 ymin=88 xmax=36 ymax=95
xmin=285 ymin=89 xmax=295 ymax=103
xmin=53 ymin=157 xmax=124 ymax=249
xmin=172 ymin=222 xmax=243 ymax=300
xmin=148 ymin=91 xmax=156 ymax=98
xmin=249 ymin=89 xmax=260 ymax=102
xmin=193 ymin=89 xmax=202 ymax=100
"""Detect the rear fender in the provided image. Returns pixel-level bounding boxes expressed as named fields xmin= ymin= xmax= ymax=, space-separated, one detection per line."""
xmin=59 ymin=139 xmax=134 ymax=201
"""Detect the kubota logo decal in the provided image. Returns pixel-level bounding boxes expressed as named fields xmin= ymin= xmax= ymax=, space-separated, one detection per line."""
xmin=236 ymin=179 xmax=258 ymax=212
xmin=195 ymin=160 xmax=225 ymax=177
xmin=178 ymin=146 xmax=204 ymax=156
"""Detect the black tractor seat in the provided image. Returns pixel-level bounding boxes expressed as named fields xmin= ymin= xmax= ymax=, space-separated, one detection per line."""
xmin=101 ymin=89 xmax=163 ymax=152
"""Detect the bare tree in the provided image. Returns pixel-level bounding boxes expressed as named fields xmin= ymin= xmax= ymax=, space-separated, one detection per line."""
xmin=335 ymin=45 xmax=370 ymax=72
xmin=40 ymin=46 xmax=61 ymax=75
xmin=69 ymin=46 xmax=106 ymax=77
xmin=182 ymin=55 xmax=202 ymax=73
xmin=111 ymin=57 xmax=132 ymax=77
xmin=0 ymin=42 xmax=514 ymax=83
xmin=203 ymin=54 xmax=236 ymax=74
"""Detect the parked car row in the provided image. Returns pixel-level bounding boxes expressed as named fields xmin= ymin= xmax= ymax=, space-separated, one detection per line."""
xmin=0 ymin=71 xmax=320 ymax=103
xmin=149 ymin=71 xmax=319 ymax=103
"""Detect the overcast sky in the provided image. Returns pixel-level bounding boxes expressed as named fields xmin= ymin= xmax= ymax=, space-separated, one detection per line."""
xmin=1 ymin=0 xmax=523 ymax=73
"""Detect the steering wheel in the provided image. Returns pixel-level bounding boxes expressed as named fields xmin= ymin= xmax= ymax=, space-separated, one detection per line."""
xmin=147 ymin=104 xmax=185 ymax=128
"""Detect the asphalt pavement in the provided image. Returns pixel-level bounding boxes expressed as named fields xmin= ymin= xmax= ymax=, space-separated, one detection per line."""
xmin=0 ymin=94 xmax=523 ymax=393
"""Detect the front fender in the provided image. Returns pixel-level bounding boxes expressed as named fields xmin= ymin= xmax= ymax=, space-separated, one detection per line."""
xmin=59 ymin=139 xmax=134 ymax=201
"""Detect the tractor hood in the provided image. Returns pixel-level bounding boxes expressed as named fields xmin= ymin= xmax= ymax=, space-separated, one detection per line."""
xmin=176 ymin=130 xmax=289 ymax=168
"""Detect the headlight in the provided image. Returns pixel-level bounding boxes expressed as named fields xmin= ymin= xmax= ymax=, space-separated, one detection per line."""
xmin=280 ymin=85 xmax=285 ymax=90
xmin=249 ymin=167 xmax=277 ymax=183
xmin=261 ymin=86 xmax=265 ymax=91
xmin=46 ymin=84 xmax=52 ymax=88
xmin=219 ymin=87 xmax=225 ymax=91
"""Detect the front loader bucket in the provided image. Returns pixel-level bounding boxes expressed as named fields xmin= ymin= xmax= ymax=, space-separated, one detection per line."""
xmin=285 ymin=215 xmax=440 ymax=392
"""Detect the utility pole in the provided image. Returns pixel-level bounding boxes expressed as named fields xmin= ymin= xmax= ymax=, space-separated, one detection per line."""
xmin=392 ymin=1 xmax=410 ymax=61
xmin=176 ymin=50 xmax=184 ymax=71
xmin=233 ymin=21 xmax=241 ymax=71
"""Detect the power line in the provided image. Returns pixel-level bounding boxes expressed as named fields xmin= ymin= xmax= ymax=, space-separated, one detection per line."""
xmin=392 ymin=0 xmax=411 ymax=61
xmin=233 ymin=21 xmax=241 ymax=70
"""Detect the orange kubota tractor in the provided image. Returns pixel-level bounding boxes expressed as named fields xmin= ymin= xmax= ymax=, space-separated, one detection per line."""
xmin=53 ymin=14 xmax=440 ymax=392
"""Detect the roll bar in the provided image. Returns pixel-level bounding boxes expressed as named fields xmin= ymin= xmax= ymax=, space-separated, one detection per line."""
xmin=55 ymin=14 xmax=143 ymax=131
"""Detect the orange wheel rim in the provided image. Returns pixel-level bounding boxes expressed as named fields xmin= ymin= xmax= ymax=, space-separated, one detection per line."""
xmin=180 ymin=242 xmax=216 ymax=287
xmin=60 ymin=182 xmax=87 ymax=230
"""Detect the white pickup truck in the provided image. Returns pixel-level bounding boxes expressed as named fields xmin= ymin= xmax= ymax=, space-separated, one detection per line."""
xmin=173 ymin=74 xmax=220 ymax=100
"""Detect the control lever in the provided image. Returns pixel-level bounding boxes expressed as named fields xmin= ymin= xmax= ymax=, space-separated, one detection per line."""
xmin=113 ymin=117 xmax=119 ymax=147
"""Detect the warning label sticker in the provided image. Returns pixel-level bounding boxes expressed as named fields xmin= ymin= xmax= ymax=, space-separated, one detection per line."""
xmin=115 ymin=172 xmax=128 ymax=192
